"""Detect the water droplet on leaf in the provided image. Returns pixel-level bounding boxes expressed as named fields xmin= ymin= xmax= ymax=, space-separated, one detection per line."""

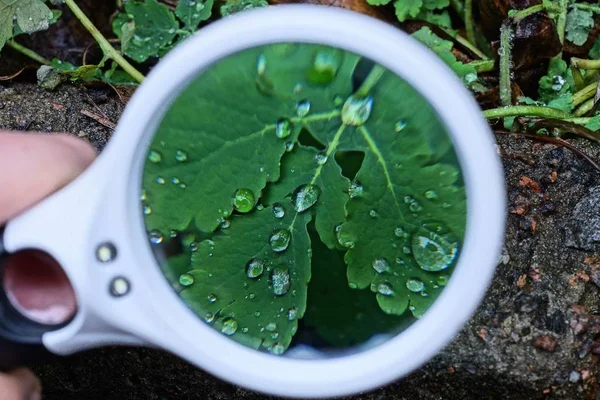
xmin=287 ymin=307 xmax=297 ymax=321
xmin=270 ymin=266 xmax=290 ymax=296
xmin=412 ymin=224 xmax=459 ymax=272
xmin=148 ymin=150 xmax=162 ymax=163
xmin=272 ymin=203 xmax=285 ymax=218
xmin=148 ymin=229 xmax=163 ymax=244
xmin=372 ymin=258 xmax=391 ymax=274
xmin=341 ymin=96 xmax=373 ymax=126
xmin=276 ymin=118 xmax=292 ymax=139
xmin=348 ymin=180 xmax=364 ymax=198
xmin=315 ymin=151 xmax=328 ymax=165
xmin=221 ymin=317 xmax=238 ymax=335
xmin=269 ymin=230 xmax=291 ymax=253
xmin=377 ymin=282 xmax=394 ymax=296
xmin=406 ymin=278 xmax=425 ymax=293
xmin=246 ymin=259 xmax=265 ymax=279
xmin=425 ymin=190 xmax=438 ymax=200
xmin=295 ymin=100 xmax=311 ymax=117
xmin=155 ymin=176 xmax=165 ymax=184
xmin=270 ymin=342 xmax=285 ymax=355
xmin=292 ymin=184 xmax=320 ymax=212
xmin=395 ymin=120 xmax=407 ymax=132
xmin=233 ymin=188 xmax=255 ymax=213
xmin=179 ymin=273 xmax=194 ymax=287
xmin=175 ymin=149 xmax=188 ymax=162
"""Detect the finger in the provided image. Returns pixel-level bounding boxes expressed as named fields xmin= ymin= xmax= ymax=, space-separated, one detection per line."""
xmin=0 ymin=368 xmax=41 ymax=400
xmin=0 ymin=132 xmax=96 ymax=225
xmin=3 ymin=250 xmax=77 ymax=325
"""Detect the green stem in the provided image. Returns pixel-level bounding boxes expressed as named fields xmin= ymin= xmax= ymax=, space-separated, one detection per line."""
xmin=483 ymin=106 xmax=571 ymax=120
xmin=566 ymin=117 xmax=593 ymax=125
xmin=572 ymin=81 xmax=597 ymax=107
xmin=6 ymin=40 xmax=51 ymax=65
xmin=64 ymin=0 xmax=144 ymax=83
xmin=454 ymin=33 xmax=488 ymax=60
xmin=499 ymin=23 xmax=513 ymax=107
xmin=571 ymin=58 xmax=600 ymax=70
xmin=470 ymin=59 xmax=495 ymax=73
xmin=355 ymin=64 xmax=385 ymax=98
xmin=574 ymin=97 xmax=595 ymax=117
xmin=465 ymin=0 xmax=476 ymax=48
xmin=554 ymin=0 xmax=568 ymax=59
xmin=510 ymin=4 xmax=559 ymax=23
xmin=575 ymin=3 xmax=600 ymax=14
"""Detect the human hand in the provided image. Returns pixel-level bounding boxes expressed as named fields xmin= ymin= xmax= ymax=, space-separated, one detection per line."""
xmin=0 ymin=132 xmax=95 ymax=400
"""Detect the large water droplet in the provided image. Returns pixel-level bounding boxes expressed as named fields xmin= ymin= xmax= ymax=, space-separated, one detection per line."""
xmin=285 ymin=141 xmax=294 ymax=152
xmin=155 ymin=176 xmax=165 ymax=185
xmin=336 ymin=225 xmax=355 ymax=248
xmin=175 ymin=149 xmax=188 ymax=162
xmin=233 ymin=188 xmax=255 ymax=213
xmin=394 ymin=227 xmax=406 ymax=238
xmin=425 ymin=190 xmax=439 ymax=200
xmin=307 ymin=50 xmax=342 ymax=85
xmin=270 ymin=230 xmax=291 ymax=253
xmin=270 ymin=342 xmax=285 ymax=355
xmin=372 ymin=258 xmax=391 ymax=274
xmin=369 ymin=209 xmax=378 ymax=218
xmin=412 ymin=224 xmax=459 ymax=272
xmin=377 ymin=282 xmax=394 ymax=296
xmin=341 ymin=96 xmax=373 ymax=126
xmin=179 ymin=273 xmax=194 ymax=287
xmin=207 ymin=294 xmax=217 ymax=303
xmin=270 ymin=266 xmax=290 ymax=296
xmin=143 ymin=205 xmax=152 ymax=215
xmin=348 ymin=180 xmax=364 ymax=198
xmin=315 ymin=151 xmax=328 ymax=165
xmin=296 ymin=100 xmax=311 ymax=117
xmin=221 ymin=317 xmax=238 ymax=335
xmin=272 ymin=203 xmax=285 ymax=218
xmin=406 ymin=278 xmax=425 ymax=293
xmin=276 ymin=118 xmax=293 ymax=139
xmin=148 ymin=150 xmax=162 ymax=163
xmin=148 ymin=229 xmax=163 ymax=244
xmin=292 ymin=184 xmax=320 ymax=212
xmin=246 ymin=259 xmax=264 ymax=279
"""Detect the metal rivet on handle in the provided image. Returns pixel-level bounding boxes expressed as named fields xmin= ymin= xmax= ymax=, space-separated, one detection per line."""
xmin=109 ymin=277 xmax=130 ymax=297
xmin=96 ymin=242 xmax=117 ymax=263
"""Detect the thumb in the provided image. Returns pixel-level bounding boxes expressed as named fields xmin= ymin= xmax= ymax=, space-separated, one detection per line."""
xmin=0 ymin=132 xmax=96 ymax=225
xmin=0 ymin=368 xmax=41 ymax=400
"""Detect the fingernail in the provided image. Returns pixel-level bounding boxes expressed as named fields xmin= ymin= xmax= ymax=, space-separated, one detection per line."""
xmin=29 ymin=390 xmax=42 ymax=400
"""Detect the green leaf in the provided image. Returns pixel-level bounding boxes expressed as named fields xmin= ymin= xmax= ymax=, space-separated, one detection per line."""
xmin=220 ymin=0 xmax=268 ymax=17
xmin=182 ymin=207 xmax=312 ymax=352
xmin=566 ymin=7 xmax=594 ymax=46
xmin=146 ymin=43 xmax=466 ymax=351
xmin=585 ymin=115 xmax=600 ymax=132
xmin=0 ymin=0 xmax=54 ymax=50
xmin=366 ymin=0 xmax=393 ymax=5
xmin=394 ymin=0 xmax=423 ymax=22
xmin=175 ymin=0 xmax=213 ymax=30
xmin=547 ymin=93 xmax=574 ymax=113
xmin=589 ymin=35 xmax=600 ymax=59
xmin=113 ymin=0 xmax=179 ymax=63
xmin=303 ymin=228 xmax=410 ymax=347
xmin=13 ymin=9 xmax=61 ymax=36
xmin=51 ymin=59 xmax=101 ymax=81
xmin=416 ymin=9 xmax=453 ymax=29
xmin=538 ymin=59 xmax=573 ymax=104
xmin=411 ymin=27 xmax=477 ymax=83
xmin=422 ymin=0 xmax=449 ymax=10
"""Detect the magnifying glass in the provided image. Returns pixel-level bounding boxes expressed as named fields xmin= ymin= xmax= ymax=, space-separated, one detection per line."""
xmin=0 ymin=5 xmax=505 ymax=398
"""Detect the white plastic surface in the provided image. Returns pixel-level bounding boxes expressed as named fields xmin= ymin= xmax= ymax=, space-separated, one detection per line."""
xmin=4 ymin=5 xmax=506 ymax=398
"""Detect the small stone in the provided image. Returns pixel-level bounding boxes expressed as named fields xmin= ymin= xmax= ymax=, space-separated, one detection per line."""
xmin=568 ymin=370 xmax=581 ymax=383
xmin=533 ymin=335 xmax=558 ymax=352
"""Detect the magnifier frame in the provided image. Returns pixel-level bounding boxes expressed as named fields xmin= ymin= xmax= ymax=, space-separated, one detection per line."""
xmin=4 ymin=5 xmax=505 ymax=398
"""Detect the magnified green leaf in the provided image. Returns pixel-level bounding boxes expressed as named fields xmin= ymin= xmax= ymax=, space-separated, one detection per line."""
xmin=144 ymin=43 xmax=466 ymax=353
xmin=0 ymin=0 xmax=54 ymax=51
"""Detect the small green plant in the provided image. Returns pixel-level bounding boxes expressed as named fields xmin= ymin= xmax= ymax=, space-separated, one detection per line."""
xmin=142 ymin=43 xmax=466 ymax=354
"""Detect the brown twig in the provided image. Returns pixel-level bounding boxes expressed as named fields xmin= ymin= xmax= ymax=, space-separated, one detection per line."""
xmin=0 ymin=66 xmax=36 ymax=81
xmin=80 ymin=109 xmax=116 ymax=130
xmin=494 ymin=130 xmax=600 ymax=172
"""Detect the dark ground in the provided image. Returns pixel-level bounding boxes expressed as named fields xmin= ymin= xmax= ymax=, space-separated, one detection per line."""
xmin=1 ymin=80 xmax=600 ymax=399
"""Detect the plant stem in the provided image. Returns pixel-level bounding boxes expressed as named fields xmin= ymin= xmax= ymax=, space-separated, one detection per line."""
xmin=64 ymin=0 xmax=144 ymax=83
xmin=572 ymin=81 xmax=597 ymax=107
xmin=574 ymin=97 xmax=595 ymax=117
xmin=465 ymin=0 xmax=476 ymax=48
xmin=566 ymin=117 xmax=592 ymax=125
xmin=355 ymin=64 xmax=385 ymax=98
xmin=6 ymin=40 xmax=51 ymax=65
xmin=571 ymin=58 xmax=600 ymax=70
xmin=499 ymin=23 xmax=513 ymax=107
xmin=575 ymin=3 xmax=600 ymax=14
xmin=454 ymin=33 xmax=488 ymax=60
xmin=484 ymin=106 xmax=571 ymax=120
xmin=470 ymin=59 xmax=495 ymax=73
xmin=553 ymin=0 xmax=568 ymax=60
xmin=510 ymin=4 xmax=559 ymax=23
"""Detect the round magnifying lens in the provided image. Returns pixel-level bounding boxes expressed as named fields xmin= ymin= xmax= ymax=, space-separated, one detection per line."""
xmin=140 ymin=42 xmax=466 ymax=357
